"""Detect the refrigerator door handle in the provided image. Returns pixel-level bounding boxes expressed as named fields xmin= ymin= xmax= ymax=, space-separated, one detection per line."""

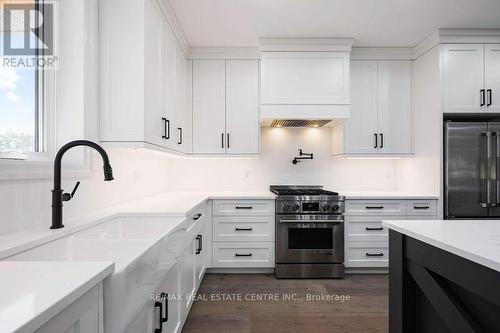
xmin=487 ymin=131 xmax=493 ymax=207
xmin=495 ymin=132 xmax=499 ymax=206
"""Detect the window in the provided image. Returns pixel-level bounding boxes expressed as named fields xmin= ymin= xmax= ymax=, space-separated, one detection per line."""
xmin=0 ymin=2 xmax=43 ymax=159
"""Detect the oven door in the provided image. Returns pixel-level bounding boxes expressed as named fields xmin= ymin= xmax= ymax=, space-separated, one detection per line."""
xmin=276 ymin=214 xmax=344 ymax=264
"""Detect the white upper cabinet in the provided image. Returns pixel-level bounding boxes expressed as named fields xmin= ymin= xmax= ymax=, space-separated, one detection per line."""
xmin=99 ymin=0 xmax=192 ymax=153
xmin=485 ymin=44 xmax=500 ymax=112
xmin=443 ymin=44 xmax=485 ymax=113
xmin=333 ymin=60 xmax=413 ymax=156
xmin=377 ymin=61 xmax=412 ymax=154
xmin=442 ymin=43 xmax=500 ymax=113
xmin=260 ymin=52 xmax=350 ymax=105
xmin=344 ymin=61 xmax=378 ymax=154
xmin=225 ymin=60 xmax=260 ymax=155
xmin=192 ymin=60 xmax=226 ymax=154
xmin=193 ymin=60 xmax=260 ymax=155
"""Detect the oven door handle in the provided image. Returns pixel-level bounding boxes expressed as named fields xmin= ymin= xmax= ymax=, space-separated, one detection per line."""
xmin=279 ymin=219 xmax=344 ymax=224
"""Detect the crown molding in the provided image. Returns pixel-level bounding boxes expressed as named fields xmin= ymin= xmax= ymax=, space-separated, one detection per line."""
xmin=414 ymin=29 xmax=500 ymax=59
xmin=189 ymin=46 xmax=260 ymax=59
xmin=156 ymin=0 xmax=190 ymax=56
xmin=258 ymin=38 xmax=355 ymax=52
xmin=351 ymin=47 xmax=414 ymax=60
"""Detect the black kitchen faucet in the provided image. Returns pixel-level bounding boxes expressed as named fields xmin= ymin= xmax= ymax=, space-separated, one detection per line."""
xmin=51 ymin=140 xmax=114 ymax=229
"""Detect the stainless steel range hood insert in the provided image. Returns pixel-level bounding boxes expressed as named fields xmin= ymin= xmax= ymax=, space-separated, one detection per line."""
xmin=270 ymin=119 xmax=332 ymax=128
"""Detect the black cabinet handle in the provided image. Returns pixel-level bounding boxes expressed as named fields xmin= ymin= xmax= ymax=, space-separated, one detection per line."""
xmin=160 ymin=292 xmax=168 ymax=323
xmin=235 ymin=206 xmax=253 ymax=210
xmin=365 ymin=206 xmax=384 ymax=209
xmin=235 ymin=253 xmax=252 ymax=257
xmin=487 ymin=89 xmax=492 ymax=107
xmin=193 ymin=213 xmax=202 ymax=220
xmin=366 ymin=253 xmax=384 ymax=257
xmin=374 ymin=133 xmax=378 ymax=148
xmin=380 ymin=133 xmax=384 ymax=148
xmin=177 ymin=128 xmax=182 ymax=145
xmin=221 ymin=133 xmax=224 ymax=148
xmin=365 ymin=227 xmax=384 ymax=231
xmin=161 ymin=118 xmax=170 ymax=140
xmin=481 ymin=89 xmax=486 ymax=107
xmin=413 ymin=206 xmax=430 ymax=210
xmin=196 ymin=235 xmax=202 ymax=254
xmin=154 ymin=301 xmax=163 ymax=333
xmin=227 ymin=133 xmax=230 ymax=148
xmin=235 ymin=227 xmax=253 ymax=231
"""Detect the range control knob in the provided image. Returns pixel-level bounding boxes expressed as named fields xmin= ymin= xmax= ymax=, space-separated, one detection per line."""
xmin=293 ymin=203 xmax=300 ymax=211
xmin=283 ymin=204 xmax=290 ymax=212
xmin=331 ymin=204 xmax=340 ymax=211
xmin=322 ymin=205 xmax=330 ymax=212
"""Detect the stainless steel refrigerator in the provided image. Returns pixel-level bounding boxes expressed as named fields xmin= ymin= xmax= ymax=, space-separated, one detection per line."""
xmin=444 ymin=121 xmax=500 ymax=219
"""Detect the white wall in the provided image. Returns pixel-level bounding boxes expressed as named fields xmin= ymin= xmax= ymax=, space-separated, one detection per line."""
xmin=166 ymin=126 xmax=399 ymax=191
xmin=0 ymin=149 xmax=173 ymax=235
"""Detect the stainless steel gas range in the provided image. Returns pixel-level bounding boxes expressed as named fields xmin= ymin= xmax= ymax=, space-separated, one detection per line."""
xmin=270 ymin=185 xmax=345 ymax=279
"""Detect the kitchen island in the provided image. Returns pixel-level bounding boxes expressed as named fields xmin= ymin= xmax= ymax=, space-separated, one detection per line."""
xmin=382 ymin=219 xmax=500 ymax=333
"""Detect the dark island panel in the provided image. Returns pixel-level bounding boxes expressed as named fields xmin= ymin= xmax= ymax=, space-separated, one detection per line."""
xmin=389 ymin=230 xmax=500 ymax=333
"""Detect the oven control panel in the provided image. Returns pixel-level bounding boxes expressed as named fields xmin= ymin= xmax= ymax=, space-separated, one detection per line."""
xmin=276 ymin=201 xmax=344 ymax=214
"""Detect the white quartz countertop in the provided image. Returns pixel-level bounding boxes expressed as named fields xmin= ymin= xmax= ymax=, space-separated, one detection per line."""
xmin=383 ymin=219 xmax=500 ymax=272
xmin=340 ymin=191 xmax=439 ymax=199
xmin=0 ymin=191 xmax=276 ymax=259
xmin=0 ymin=261 xmax=114 ymax=333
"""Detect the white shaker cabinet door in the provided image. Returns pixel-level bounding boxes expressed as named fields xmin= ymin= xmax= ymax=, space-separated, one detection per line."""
xmin=485 ymin=44 xmax=500 ymax=113
xmin=192 ymin=60 xmax=226 ymax=154
xmin=143 ymin=0 xmax=168 ymax=148
xmin=344 ymin=61 xmax=379 ymax=154
xmin=225 ymin=60 xmax=260 ymax=155
xmin=442 ymin=44 xmax=485 ymax=113
xmin=377 ymin=61 xmax=412 ymax=154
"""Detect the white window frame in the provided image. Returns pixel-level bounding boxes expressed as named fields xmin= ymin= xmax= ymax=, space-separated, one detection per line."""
xmin=0 ymin=0 xmax=99 ymax=180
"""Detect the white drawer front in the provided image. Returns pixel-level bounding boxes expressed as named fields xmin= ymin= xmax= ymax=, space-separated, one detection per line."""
xmin=345 ymin=200 xmax=406 ymax=215
xmin=213 ymin=200 xmax=275 ymax=216
xmin=212 ymin=242 xmax=275 ymax=267
xmin=213 ymin=216 xmax=274 ymax=242
xmin=346 ymin=244 xmax=388 ymax=268
xmin=406 ymin=200 xmax=438 ymax=216
xmin=347 ymin=222 xmax=388 ymax=242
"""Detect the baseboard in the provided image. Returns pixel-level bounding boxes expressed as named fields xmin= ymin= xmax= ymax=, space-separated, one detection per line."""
xmin=207 ymin=267 xmax=275 ymax=274
xmin=346 ymin=267 xmax=389 ymax=274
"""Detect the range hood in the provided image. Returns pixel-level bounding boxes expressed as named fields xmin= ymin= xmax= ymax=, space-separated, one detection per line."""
xmin=259 ymin=38 xmax=353 ymax=126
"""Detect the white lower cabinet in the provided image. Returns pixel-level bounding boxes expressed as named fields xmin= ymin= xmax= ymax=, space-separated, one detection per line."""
xmin=345 ymin=198 xmax=438 ymax=269
xmin=36 ymin=284 xmax=103 ymax=333
xmin=126 ymin=202 xmax=212 ymax=333
xmin=212 ymin=199 xmax=275 ymax=268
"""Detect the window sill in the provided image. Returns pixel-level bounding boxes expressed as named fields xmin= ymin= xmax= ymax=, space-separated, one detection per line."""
xmin=0 ymin=159 xmax=93 ymax=181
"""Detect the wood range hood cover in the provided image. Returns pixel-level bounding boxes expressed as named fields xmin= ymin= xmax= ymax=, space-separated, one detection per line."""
xmin=259 ymin=38 xmax=353 ymax=125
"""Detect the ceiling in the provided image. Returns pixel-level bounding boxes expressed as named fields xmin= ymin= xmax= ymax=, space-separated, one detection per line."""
xmin=169 ymin=0 xmax=500 ymax=48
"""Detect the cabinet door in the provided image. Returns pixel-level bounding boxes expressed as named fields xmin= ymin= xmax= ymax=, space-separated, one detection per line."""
xmin=161 ymin=261 xmax=182 ymax=333
xmin=443 ymin=44 xmax=485 ymax=113
xmin=195 ymin=223 xmax=208 ymax=286
xmin=377 ymin=61 xmax=412 ymax=154
xmin=260 ymin=52 xmax=350 ymax=104
xmin=485 ymin=44 xmax=500 ymax=112
xmin=180 ymin=238 xmax=196 ymax=315
xmin=144 ymin=0 xmax=168 ymax=147
xmin=192 ymin=60 xmax=226 ymax=154
xmin=344 ymin=61 xmax=379 ymax=154
xmin=225 ymin=60 xmax=259 ymax=154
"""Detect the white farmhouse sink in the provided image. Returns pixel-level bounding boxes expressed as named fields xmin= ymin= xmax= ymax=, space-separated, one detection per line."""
xmin=4 ymin=215 xmax=188 ymax=333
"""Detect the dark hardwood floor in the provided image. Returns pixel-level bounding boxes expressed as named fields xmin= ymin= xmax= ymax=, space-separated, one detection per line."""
xmin=183 ymin=274 xmax=388 ymax=333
